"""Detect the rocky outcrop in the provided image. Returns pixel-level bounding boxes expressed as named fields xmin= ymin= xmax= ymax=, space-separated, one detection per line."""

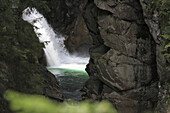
xmin=82 ymin=0 xmax=160 ymax=113
xmin=45 ymin=0 xmax=92 ymax=56
xmin=64 ymin=15 xmax=92 ymax=56
xmin=37 ymin=65 xmax=63 ymax=101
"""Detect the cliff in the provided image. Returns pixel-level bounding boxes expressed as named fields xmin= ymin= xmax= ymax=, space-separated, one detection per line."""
xmin=81 ymin=0 xmax=169 ymax=113
xmin=0 ymin=1 xmax=62 ymax=112
xmin=44 ymin=0 xmax=93 ymax=56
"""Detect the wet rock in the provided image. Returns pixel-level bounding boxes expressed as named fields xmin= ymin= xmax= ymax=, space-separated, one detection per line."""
xmin=64 ymin=15 xmax=92 ymax=56
xmin=39 ymin=66 xmax=63 ymax=101
xmin=45 ymin=0 xmax=92 ymax=55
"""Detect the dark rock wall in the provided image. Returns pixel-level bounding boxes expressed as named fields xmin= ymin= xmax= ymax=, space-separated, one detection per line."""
xmin=0 ymin=1 xmax=62 ymax=112
xmin=45 ymin=0 xmax=92 ymax=56
xmin=139 ymin=1 xmax=170 ymax=113
xmin=82 ymin=0 xmax=160 ymax=113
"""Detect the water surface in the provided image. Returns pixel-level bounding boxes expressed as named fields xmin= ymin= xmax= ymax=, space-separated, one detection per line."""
xmin=48 ymin=67 xmax=89 ymax=101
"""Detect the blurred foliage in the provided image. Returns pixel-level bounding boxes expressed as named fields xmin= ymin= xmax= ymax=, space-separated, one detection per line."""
xmin=5 ymin=90 xmax=117 ymax=113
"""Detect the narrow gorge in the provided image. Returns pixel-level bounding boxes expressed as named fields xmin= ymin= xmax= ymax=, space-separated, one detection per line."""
xmin=0 ymin=0 xmax=169 ymax=113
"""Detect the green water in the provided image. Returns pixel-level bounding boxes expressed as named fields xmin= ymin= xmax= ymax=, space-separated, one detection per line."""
xmin=47 ymin=68 xmax=89 ymax=101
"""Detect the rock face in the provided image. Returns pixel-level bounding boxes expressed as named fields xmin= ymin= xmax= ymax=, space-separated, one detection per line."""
xmin=139 ymin=1 xmax=170 ymax=113
xmin=45 ymin=0 xmax=92 ymax=56
xmin=82 ymin=0 xmax=160 ymax=113
xmin=64 ymin=15 xmax=92 ymax=56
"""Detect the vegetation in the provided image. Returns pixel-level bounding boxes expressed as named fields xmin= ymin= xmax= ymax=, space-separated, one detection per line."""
xmin=5 ymin=91 xmax=117 ymax=113
xmin=147 ymin=0 xmax=170 ymax=86
xmin=0 ymin=0 xmax=52 ymax=112
xmin=149 ymin=0 xmax=170 ymax=61
xmin=148 ymin=1 xmax=170 ymax=112
xmin=0 ymin=0 xmax=45 ymax=93
xmin=159 ymin=0 xmax=170 ymax=62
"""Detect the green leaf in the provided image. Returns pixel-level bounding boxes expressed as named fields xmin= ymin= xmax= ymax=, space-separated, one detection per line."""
xmin=165 ymin=43 xmax=170 ymax=49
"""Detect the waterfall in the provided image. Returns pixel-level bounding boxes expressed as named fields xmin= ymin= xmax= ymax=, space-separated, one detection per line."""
xmin=22 ymin=7 xmax=89 ymax=70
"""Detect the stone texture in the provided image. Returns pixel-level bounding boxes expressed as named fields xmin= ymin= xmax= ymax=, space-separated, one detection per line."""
xmin=96 ymin=49 xmax=153 ymax=91
xmin=38 ymin=65 xmax=63 ymax=101
xmin=102 ymin=82 xmax=158 ymax=113
xmin=82 ymin=0 xmax=159 ymax=113
xmin=64 ymin=15 xmax=92 ymax=56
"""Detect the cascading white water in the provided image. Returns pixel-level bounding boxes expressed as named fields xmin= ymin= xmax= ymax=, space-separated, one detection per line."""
xmin=22 ymin=7 xmax=89 ymax=70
